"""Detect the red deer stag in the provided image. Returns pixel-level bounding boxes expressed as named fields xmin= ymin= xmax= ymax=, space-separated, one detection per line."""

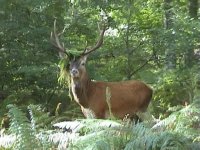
xmin=51 ymin=21 xmax=153 ymax=120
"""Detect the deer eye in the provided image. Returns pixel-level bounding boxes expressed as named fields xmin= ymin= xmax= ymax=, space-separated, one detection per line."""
xmin=81 ymin=62 xmax=85 ymax=66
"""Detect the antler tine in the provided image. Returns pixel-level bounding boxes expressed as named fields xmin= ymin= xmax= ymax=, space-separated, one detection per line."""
xmin=50 ymin=20 xmax=69 ymax=57
xmin=82 ymin=23 xmax=108 ymax=56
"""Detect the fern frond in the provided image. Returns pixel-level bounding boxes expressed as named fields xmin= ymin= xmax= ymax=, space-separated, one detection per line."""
xmin=7 ymin=104 xmax=41 ymax=150
xmin=28 ymin=104 xmax=55 ymax=130
xmin=152 ymin=98 xmax=200 ymax=139
xmin=125 ymin=126 xmax=191 ymax=150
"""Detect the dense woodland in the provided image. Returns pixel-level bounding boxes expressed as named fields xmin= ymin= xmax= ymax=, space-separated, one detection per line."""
xmin=0 ymin=0 xmax=200 ymax=149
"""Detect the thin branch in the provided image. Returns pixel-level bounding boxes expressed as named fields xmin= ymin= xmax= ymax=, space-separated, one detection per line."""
xmin=128 ymin=53 xmax=154 ymax=78
xmin=128 ymin=41 xmax=144 ymax=55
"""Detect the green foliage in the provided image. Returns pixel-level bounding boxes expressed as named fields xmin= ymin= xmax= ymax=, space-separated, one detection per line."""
xmin=59 ymin=101 xmax=84 ymax=120
xmin=28 ymin=104 xmax=55 ymax=130
xmin=0 ymin=0 xmax=71 ymax=124
xmin=1 ymin=0 xmax=200 ymax=118
xmin=67 ymin=119 xmax=198 ymax=150
xmin=0 ymin=90 xmax=34 ymax=120
xmin=7 ymin=104 xmax=40 ymax=150
xmin=5 ymin=104 xmax=55 ymax=149
xmin=58 ymin=57 xmax=71 ymax=87
xmin=67 ymin=119 xmax=127 ymax=150
xmin=153 ymin=71 xmax=189 ymax=116
xmin=125 ymin=127 xmax=191 ymax=150
xmin=154 ymin=98 xmax=200 ymax=140
xmin=1 ymin=99 xmax=200 ymax=149
xmin=0 ymin=0 xmax=200 ymax=149
xmin=152 ymin=68 xmax=199 ymax=118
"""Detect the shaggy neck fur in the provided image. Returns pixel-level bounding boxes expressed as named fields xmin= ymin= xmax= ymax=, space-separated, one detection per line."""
xmin=71 ymin=72 xmax=91 ymax=108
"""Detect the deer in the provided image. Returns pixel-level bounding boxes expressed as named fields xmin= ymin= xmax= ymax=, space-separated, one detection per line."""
xmin=51 ymin=20 xmax=153 ymax=121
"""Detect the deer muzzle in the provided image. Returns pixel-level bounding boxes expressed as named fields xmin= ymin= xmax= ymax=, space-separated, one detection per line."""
xmin=70 ymin=68 xmax=79 ymax=78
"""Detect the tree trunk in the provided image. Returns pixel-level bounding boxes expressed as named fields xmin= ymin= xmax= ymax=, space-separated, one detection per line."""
xmin=185 ymin=0 xmax=198 ymax=67
xmin=188 ymin=0 xmax=198 ymax=19
xmin=164 ymin=0 xmax=176 ymax=69
xmin=164 ymin=0 xmax=173 ymax=29
xmin=124 ymin=0 xmax=134 ymax=80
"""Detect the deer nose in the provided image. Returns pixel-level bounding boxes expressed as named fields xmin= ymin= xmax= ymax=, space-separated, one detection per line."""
xmin=71 ymin=69 xmax=79 ymax=76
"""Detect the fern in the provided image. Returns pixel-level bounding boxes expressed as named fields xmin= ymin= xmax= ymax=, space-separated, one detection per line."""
xmin=125 ymin=125 xmax=193 ymax=150
xmin=53 ymin=119 xmax=126 ymax=149
xmin=28 ymin=104 xmax=55 ymax=130
xmin=6 ymin=104 xmax=55 ymax=149
xmin=2 ymin=99 xmax=200 ymax=150
xmin=7 ymin=104 xmax=40 ymax=150
xmin=152 ymin=98 xmax=200 ymax=139
xmin=68 ymin=129 xmax=127 ymax=150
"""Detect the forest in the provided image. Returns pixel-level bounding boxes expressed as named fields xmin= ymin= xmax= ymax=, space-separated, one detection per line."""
xmin=0 ymin=0 xmax=200 ymax=149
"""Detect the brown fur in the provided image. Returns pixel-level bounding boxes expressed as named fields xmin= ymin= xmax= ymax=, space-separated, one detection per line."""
xmin=70 ymin=65 xmax=153 ymax=119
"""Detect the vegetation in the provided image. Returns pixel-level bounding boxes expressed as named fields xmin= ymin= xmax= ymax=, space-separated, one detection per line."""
xmin=0 ymin=100 xmax=200 ymax=149
xmin=0 ymin=0 xmax=200 ymax=149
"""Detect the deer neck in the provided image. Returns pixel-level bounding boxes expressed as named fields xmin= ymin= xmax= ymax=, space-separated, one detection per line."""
xmin=71 ymin=72 xmax=91 ymax=108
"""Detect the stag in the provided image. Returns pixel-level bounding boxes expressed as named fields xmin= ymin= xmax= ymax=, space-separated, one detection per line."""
xmin=51 ymin=21 xmax=153 ymax=120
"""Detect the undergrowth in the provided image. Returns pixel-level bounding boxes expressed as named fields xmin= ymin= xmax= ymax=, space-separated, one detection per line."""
xmin=7 ymin=104 xmax=41 ymax=150
xmin=0 ymin=98 xmax=200 ymax=150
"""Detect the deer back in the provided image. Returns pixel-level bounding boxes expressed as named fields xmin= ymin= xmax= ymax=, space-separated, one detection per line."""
xmin=83 ymin=80 xmax=152 ymax=119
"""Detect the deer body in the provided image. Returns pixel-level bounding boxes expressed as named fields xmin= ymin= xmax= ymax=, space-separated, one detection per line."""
xmin=70 ymin=63 xmax=152 ymax=119
xmin=51 ymin=20 xmax=153 ymax=120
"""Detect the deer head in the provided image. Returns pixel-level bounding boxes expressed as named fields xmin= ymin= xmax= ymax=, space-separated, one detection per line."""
xmin=69 ymin=56 xmax=87 ymax=80
xmin=51 ymin=20 xmax=107 ymax=81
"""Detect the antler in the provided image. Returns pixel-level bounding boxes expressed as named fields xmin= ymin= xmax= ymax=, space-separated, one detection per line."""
xmin=51 ymin=19 xmax=108 ymax=58
xmin=82 ymin=23 xmax=108 ymax=56
xmin=50 ymin=20 xmax=69 ymax=58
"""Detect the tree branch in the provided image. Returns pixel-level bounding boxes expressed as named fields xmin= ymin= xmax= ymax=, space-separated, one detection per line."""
xmin=128 ymin=52 xmax=155 ymax=78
